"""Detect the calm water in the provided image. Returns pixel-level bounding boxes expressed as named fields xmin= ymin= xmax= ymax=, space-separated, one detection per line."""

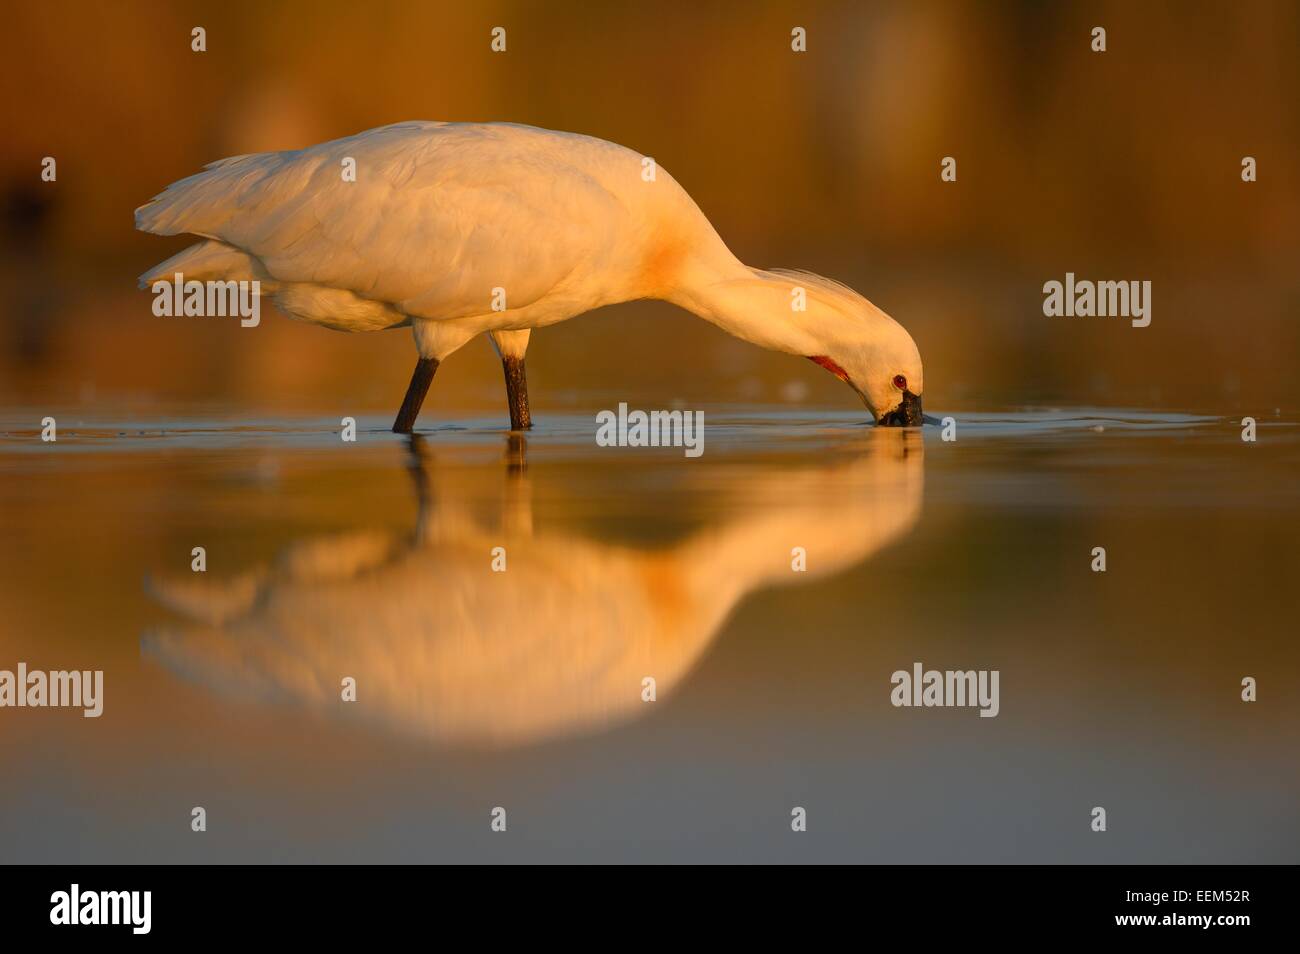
xmin=1 ymin=407 xmax=1296 ymax=863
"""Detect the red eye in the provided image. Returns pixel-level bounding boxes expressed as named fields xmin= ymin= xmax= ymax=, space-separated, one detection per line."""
xmin=893 ymin=374 xmax=908 ymax=391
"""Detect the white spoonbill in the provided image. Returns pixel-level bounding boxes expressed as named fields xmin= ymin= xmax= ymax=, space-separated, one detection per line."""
xmin=136 ymin=121 xmax=925 ymax=431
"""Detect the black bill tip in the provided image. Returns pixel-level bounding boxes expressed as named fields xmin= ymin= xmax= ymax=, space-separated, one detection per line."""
xmin=877 ymin=390 xmax=924 ymax=427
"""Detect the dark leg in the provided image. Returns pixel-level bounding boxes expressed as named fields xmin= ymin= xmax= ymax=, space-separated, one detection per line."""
xmin=392 ymin=357 xmax=439 ymax=434
xmin=502 ymin=355 xmax=532 ymax=431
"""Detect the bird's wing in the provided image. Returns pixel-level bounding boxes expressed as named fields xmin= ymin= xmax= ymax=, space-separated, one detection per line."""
xmin=135 ymin=122 xmax=632 ymax=320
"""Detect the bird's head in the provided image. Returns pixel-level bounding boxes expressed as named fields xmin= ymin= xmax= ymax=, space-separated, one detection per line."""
xmin=808 ymin=315 xmax=924 ymax=426
xmin=681 ymin=266 xmax=926 ymax=424
xmin=775 ymin=271 xmax=924 ymax=426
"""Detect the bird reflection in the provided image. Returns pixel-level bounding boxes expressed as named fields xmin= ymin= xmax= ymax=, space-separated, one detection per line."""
xmin=143 ymin=430 xmax=924 ymax=747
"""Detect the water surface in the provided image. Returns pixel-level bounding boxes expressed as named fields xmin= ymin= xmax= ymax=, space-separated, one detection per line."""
xmin=1 ymin=408 xmax=1296 ymax=862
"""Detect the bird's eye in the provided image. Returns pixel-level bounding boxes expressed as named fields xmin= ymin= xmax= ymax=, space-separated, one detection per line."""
xmin=893 ymin=374 xmax=908 ymax=391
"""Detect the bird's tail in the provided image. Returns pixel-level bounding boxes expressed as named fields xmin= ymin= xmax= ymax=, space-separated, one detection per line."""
xmin=133 ymin=152 xmax=274 ymax=237
xmin=136 ymin=239 xmax=264 ymax=290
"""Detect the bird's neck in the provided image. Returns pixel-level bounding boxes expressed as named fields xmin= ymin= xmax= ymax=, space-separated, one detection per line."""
xmin=668 ymin=258 xmax=822 ymax=357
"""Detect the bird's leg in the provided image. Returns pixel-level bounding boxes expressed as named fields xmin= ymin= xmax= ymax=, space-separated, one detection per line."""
xmin=502 ymin=355 xmax=532 ymax=431
xmin=489 ymin=329 xmax=533 ymax=431
xmin=392 ymin=357 xmax=439 ymax=433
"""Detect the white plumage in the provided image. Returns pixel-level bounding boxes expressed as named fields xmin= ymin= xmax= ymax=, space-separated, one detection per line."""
xmin=137 ymin=121 xmax=925 ymax=429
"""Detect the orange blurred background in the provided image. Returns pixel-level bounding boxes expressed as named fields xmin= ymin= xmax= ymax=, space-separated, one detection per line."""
xmin=2 ymin=0 xmax=1297 ymax=416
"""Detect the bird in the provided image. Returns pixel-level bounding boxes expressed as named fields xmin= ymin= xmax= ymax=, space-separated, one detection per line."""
xmin=135 ymin=121 xmax=925 ymax=432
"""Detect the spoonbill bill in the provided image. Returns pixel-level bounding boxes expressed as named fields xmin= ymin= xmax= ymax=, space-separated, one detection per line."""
xmin=136 ymin=121 xmax=925 ymax=431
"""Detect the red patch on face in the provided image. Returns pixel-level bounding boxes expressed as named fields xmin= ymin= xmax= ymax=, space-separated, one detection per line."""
xmin=808 ymin=354 xmax=851 ymax=383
